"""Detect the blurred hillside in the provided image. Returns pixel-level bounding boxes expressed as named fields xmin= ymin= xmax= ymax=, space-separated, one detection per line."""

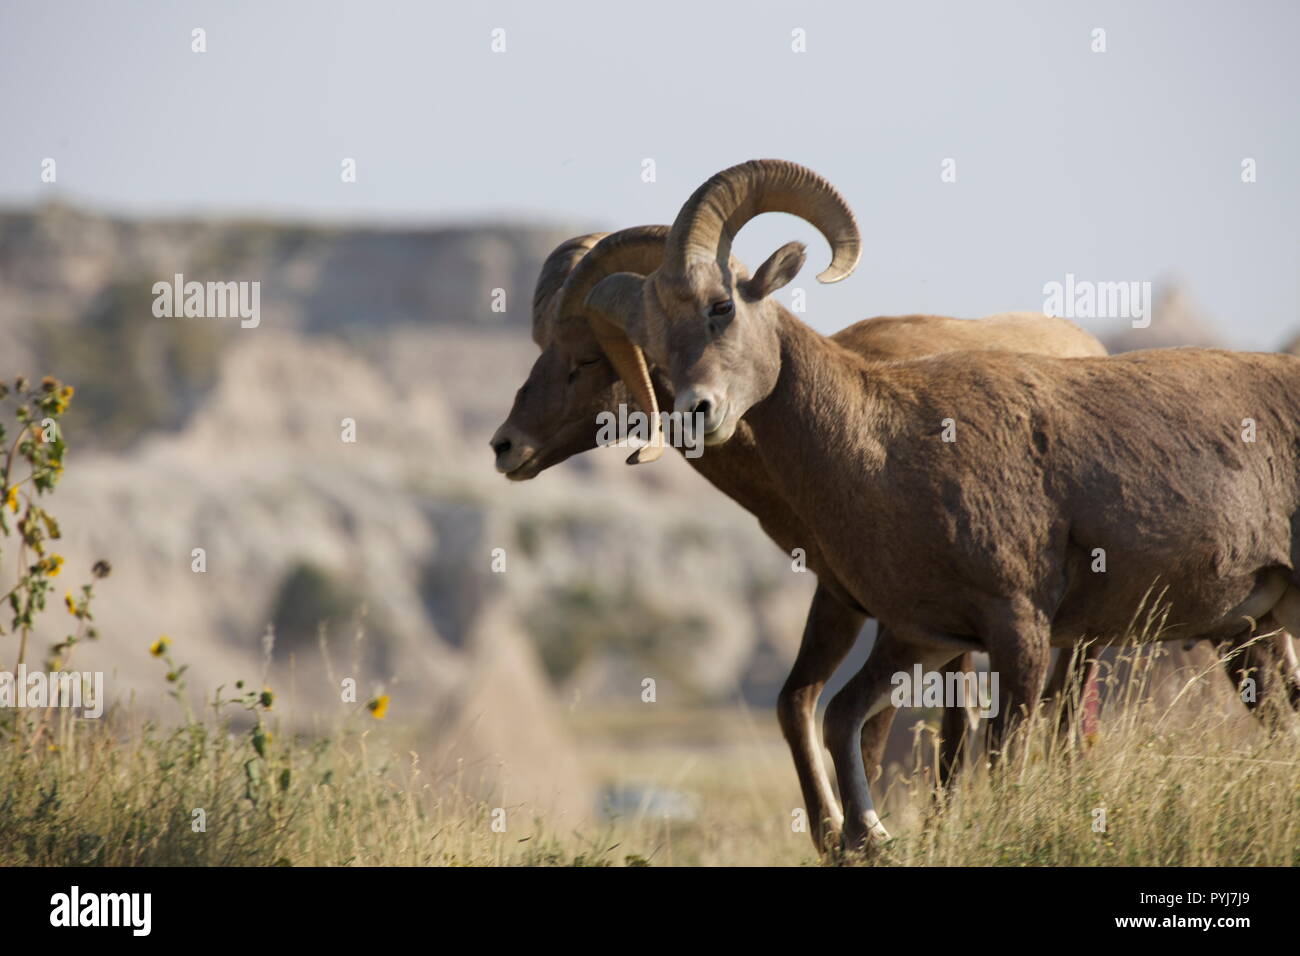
xmin=0 ymin=203 xmax=823 ymax=816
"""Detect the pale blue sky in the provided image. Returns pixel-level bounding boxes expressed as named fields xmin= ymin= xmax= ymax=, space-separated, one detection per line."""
xmin=1 ymin=0 xmax=1296 ymax=346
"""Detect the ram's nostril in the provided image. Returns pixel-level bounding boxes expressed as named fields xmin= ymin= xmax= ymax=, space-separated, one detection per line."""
xmin=492 ymin=438 xmax=512 ymax=457
xmin=692 ymin=399 xmax=713 ymax=421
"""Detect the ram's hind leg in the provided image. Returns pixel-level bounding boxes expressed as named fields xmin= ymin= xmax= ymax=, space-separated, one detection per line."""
xmin=1245 ymin=594 xmax=1300 ymax=718
xmin=1262 ymin=585 xmax=1300 ymax=709
xmin=1219 ymin=616 xmax=1279 ymax=721
xmin=777 ymin=584 xmax=866 ymax=854
xmin=1279 ymin=631 xmax=1300 ymax=710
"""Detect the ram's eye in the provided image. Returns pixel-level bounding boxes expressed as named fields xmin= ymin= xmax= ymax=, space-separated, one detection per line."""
xmin=707 ymin=299 xmax=734 ymax=318
xmin=578 ymin=356 xmax=602 ymax=367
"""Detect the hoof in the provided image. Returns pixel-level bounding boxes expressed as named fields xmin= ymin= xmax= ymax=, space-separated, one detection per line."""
xmin=813 ymin=813 xmax=846 ymax=858
xmin=839 ymin=814 xmax=893 ymax=859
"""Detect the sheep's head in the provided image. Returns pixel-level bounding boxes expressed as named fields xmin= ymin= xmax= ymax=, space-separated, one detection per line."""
xmin=490 ymin=227 xmax=670 ymax=479
xmin=586 ymin=159 xmax=860 ymax=447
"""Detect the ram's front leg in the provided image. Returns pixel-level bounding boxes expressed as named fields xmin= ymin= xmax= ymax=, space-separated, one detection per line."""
xmin=826 ymin=632 xmax=965 ymax=850
xmin=983 ymin=601 xmax=1053 ymax=764
xmin=859 ymin=657 xmax=899 ymax=786
xmin=937 ymin=652 xmax=977 ymax=787
xmin=777 ymin=584 xmax=865 ymax=854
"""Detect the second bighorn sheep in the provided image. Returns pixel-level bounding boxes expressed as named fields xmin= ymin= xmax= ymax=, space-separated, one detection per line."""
xmin=581 ymin=159 xmax=1300 ymax=847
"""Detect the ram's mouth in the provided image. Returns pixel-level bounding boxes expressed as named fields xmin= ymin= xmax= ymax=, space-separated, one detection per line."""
xmin=700 ymin=405 xmax=735 ymax=446
xmin=504 ymin=455 xmax=542 ymax=481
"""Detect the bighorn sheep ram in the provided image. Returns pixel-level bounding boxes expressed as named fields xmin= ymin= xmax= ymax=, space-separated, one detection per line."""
xmin=493 ymin=227 xmax=1109 ymax=852
xmin=580 ymin=159 xmax=1300 ymax=847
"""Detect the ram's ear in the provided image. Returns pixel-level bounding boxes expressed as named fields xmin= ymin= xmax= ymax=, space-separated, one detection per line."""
xmin=741 ymin=241 xmax=807 ymax=300
xmin=586 ymin=273 xmax=645 ymax=330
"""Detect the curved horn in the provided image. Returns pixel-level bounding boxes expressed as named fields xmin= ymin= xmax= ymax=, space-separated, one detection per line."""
xmin=532 ymin=232 xmax=608 ymax=347
xmin=556 ymin=226 xmax=668 ymax=323
xmin=665 ymin=159 xmax=860 ymax=283
xmin=585 ymin=273 xmax=657 ymax=461
xmin=556 ymin=226 xmax=669 ymax=464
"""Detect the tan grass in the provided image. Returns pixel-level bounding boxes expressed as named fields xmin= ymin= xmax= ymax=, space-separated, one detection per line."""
xmin=1 ymin=641 xmax=1296 ymax=866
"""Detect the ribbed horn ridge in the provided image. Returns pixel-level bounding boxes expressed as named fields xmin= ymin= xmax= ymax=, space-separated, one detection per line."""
xmin=665 ymin=159 xmax=860 ymax=283
xmin=532 ymin=232 xmax=608 ymax=347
